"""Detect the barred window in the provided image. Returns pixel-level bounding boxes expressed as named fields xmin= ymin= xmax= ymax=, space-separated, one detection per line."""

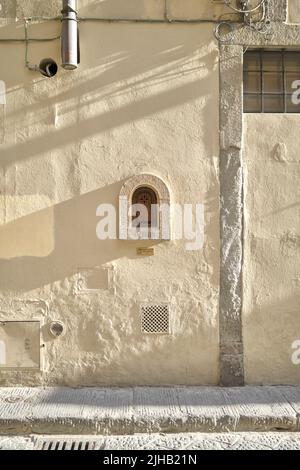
xmin=243 ymin=50 xmax=300 ymax=113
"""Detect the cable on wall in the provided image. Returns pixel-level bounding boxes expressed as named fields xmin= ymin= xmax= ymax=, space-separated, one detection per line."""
xmin=0 ymin=2 xmax=273 ymax=72
xmin=213 ymin=0 xmax=271 ymax=43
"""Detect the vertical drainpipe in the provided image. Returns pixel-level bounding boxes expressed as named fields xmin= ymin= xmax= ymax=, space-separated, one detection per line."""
xmin=61 ymin=0 xmax=80 ymax=70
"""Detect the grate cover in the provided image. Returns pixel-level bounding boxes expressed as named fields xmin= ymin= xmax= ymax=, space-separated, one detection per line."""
xmin=140 ymin=303 xmax=170 ymax=334
xmin=35 ymin=438 xmax=98 ymax=450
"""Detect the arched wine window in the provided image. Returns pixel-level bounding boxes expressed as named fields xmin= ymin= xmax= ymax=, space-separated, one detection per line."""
xmin=119 ymin=174 xmax=171 ymax=240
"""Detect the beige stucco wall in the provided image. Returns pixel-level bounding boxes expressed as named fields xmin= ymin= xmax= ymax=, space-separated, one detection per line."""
xmin=243 ymin=114 xmax=300 ymax=385
xmin=288 ymin=0 xmax=300 ymax=23
xmin=0 ymin=8 xmax=220 ymax=386
xmin=3 ymin=1 xmax=298 ymax=388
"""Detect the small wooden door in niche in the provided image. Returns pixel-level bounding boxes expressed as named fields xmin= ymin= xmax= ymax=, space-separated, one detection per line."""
xmin=132 ymin=187 xmax=158 ymax=228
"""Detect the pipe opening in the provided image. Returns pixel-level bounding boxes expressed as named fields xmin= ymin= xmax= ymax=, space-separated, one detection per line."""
xmin=39 ymin=58 xmax=58 ymax=77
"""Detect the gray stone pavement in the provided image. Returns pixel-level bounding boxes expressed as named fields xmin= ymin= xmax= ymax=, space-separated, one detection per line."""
xmin=0 ymin=386 xmax=300 ymax=435
xmin=1 ymin=433 xmax=300 ymax=450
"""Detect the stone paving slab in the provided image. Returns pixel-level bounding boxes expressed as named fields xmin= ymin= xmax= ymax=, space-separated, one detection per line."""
xmin=80 ymin=388 xmax=134 ymax=435
xmin=133 ymin=388 xmax=184 ymax=434
xmin=222 ymin=386 xmax=298 ymax=432
xmin=30 ymin=387 xmax=90 ymax=435
xmin=279 ymin=386 xmax=300 ymax=431
xmin=0 ymin=386 xmax=299 ymax=435
xmin=0 ymin=387 xmax=41 ymax=435
xmin=177 ymin=387 xmax=238 ymax=433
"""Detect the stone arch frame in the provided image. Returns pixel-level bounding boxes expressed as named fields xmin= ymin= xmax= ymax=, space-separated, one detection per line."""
xmin=119 ymin=174 xmax=171 ymax=240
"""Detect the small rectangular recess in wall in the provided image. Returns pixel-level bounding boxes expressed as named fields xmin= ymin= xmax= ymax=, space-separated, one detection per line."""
xmin=76 ymin=267 xmax=111 ymax=293
xmin=140 ymin=304 xmax=170 ymax=334
xmin=0 ymin=321 xmax=40 ymax=369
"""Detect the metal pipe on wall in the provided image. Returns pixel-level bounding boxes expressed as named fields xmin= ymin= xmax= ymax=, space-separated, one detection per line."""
xmin=61 ymin=0 xmax=79 ymax=70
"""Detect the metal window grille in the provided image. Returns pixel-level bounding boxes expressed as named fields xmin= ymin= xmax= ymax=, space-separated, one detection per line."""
xmin=243 ymin=50 xmax=300 ymax=113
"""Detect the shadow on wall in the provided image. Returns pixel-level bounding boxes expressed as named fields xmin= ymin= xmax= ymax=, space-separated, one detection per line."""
xmin=0 ymin=20 xmax=218 ymax=167
xmin=0 ymin=178 xmax=219 ymax=292
xmin=0 ymin=181 xmax=163 ymax=292
xmin=0 ymin=21 xmax=218 ymax=292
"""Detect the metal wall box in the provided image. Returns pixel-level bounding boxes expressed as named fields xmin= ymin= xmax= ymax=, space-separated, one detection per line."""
xmin=0 ymin=321 xmax=40 ymax=369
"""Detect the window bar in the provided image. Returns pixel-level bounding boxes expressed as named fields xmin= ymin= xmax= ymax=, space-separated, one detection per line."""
xmin=283 ymin=50 xmax=287 ymax=113
xmin=260 ymin=50 xmax=264 ymax=113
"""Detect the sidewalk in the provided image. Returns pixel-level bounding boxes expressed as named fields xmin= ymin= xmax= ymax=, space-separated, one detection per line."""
xmin=0 ymin=386 xmax=300 ymax=435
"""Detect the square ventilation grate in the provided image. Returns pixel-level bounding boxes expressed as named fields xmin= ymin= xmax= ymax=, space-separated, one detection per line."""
xmin=140 ymin=303 xmax=170 ymax=334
